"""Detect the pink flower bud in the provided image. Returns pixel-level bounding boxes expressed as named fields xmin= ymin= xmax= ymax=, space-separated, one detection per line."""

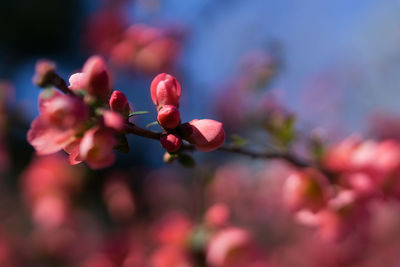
xmin=102 ymin=110 xmax=125 ymax=132
xmin=157 ymin=105 xmax=180 ymax=129
xmin=69 ymin=56 xmax=112 ymax=102
xmin=150 ymin=73 xmax=181 ymax=107
xmin=160 ymin=134 xmax=182 ymax=152
xmin=109 ymin=90 xmax=131 ymax=118
xmin=283 ymin=168 xmax=331 ymax=213
xmin=186 ymin=119 xmax=225 ymax=152
xmin=79 ymin=127 xmax=117 ymax=169
xmin=33 ymin=60 xmax=56 ymax=87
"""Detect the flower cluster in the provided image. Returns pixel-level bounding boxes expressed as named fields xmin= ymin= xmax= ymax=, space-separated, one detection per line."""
xmin=28 ymin=56 xmax=130 ymax=169
xmin=282 ymin=136 xmax=400 ymax=241
xmin=28 ymin=56 xmax=225 ymax=169
xmin=150 ymin=73 xmax=225 ymax=154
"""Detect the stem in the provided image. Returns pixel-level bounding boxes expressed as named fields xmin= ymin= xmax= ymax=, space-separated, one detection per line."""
xmin=38 ymin=67 xmax=332 ymax=176
xmin=124 ymin=122 xmax=162 ymax=140
xmin=123 ymin=123 xmax=333 ymax=176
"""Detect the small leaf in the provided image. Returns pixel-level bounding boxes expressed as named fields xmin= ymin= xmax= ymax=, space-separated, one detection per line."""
xmin=129 ymin=111 xmax=149 ymax=117
xmin=178 ymin=154 xmax=195 ymax=168
xmin=75 ymin=89 xmax=88 ymax=97
xmin=146 ymin=121 xmax=159 ymax=128
xmin=231 ymin=134 xmax=247 ymax=147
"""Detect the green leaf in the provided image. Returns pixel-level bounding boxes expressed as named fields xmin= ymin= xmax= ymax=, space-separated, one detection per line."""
xmin=146 ymin=121 xmax=159 ymax=128
xmin=231 ymin=134 xmax=247 ymax=147
xmin=178 ymin=154 xmax=195 ymax=168
xmin=74 ymin=89 xmax=88 ymax=97
xmin=129 ymin=111 xmax=149 ymax=117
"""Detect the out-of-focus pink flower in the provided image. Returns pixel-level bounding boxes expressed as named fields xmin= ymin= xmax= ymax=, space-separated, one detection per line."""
xmin=186 ymin=119 xmax=225 ymax=152
xmin=103 ymin=178 xmax=136 ymax=222
xmin=205 ymin=203 xmax=230 ymax=228
xmin=283 ymin=168 xmax=331 ymax=213
xmin=150 ymin=73 xmax=181 ymax=107
xmin=110 ymin=24 xmax=182 ymax=74
xmin=157 ymin=105 xmax=180 ymax=129
xmin=152 ymin=212 xmax=193 ymax=247
xmin=150 ymin=246 xmax=191 ymax=267
xmin=79 ymin=127 xmax=117 ymax=169
xmin=32 ymin=195 xmax=69 ymax=229
xmin=21 ymin=154 xmax=82 ymax=203
xmin=160 ymin=134 xmax=182 ymax=152
xmin=109 ymin=90 xmax=131 ymax=118
xmin=69 ymin=56 xmax=112 ymax=102
xmin=207 ymin=227 xmax=255 ymax=267
xmin=84 ymin=8 xmax=126 ymax=55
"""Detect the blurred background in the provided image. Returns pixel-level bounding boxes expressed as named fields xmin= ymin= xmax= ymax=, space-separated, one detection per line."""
xmin=2 ymin=0 xmax=400 ymax=266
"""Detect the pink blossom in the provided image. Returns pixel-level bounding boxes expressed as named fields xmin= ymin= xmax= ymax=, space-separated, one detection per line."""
xmin=150 ymin=73 xmax=181 ymax=107
xmin=157 ymin=105 xmax=181 ymax=129
xmin=283 ymin=168 xmax=331 ymax=213
xmin=27 ymin=89 xmax=88 ymax=155
xmin=186 ymin=119 xmax=225 ymax=152
xmin=205 ymin=203 xmax=230 ymax=228
xmin=207 ymin=227 xmax=253 ymax=267
xmin=79 ymin=127 xmax=117 ymax=169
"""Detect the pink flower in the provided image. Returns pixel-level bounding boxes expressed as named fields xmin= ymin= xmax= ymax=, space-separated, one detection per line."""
xmin=109 ymin=90 xmax=131 ymax=118
xmin=160 ymin=134 xmax=182 ymax=152
xmin=186 ymin=119 xmax=225 ymax=152
xmin=69 ymin=56 xmax=112 ymax=102
xmin=79 ymin=127 xmax=117 ymax=169
xmin=157 ymin=105 xmax=180 ymax=129
xmin=40 ymin=93 xmax=88 ymax=130
xmin=205 ymin=203 xmax=230 ymax=227
xmin=27 ymin=89 xmax=89 ymax=155
xmin=150 ymin=73 xmax=181 ymax=107
xmin=283 ymin=168 xmax=331 ymax=213
xmin=207 ymin=227 xmax=253 ymax=267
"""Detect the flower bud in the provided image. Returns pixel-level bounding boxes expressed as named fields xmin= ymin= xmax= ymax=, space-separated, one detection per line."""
xmin=160 ymin=134 xmax=182 ymax=152
xmin=186 ymin=119 xmax=225 ymax=152
xmin=109 ymin=90 xmax=131 ymax=118
xmin=69 ymin=56 xmax=112 ymax=102
xmin=33 ymin=60 xmax=56 ymax=87
xmin=150 ymin=73 xmax=181 ymax=107
xmin=157 ymin=105 xmax=180 ymax=129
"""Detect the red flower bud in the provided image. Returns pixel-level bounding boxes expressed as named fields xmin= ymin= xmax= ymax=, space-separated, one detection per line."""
xmin=157 ymin=105 xmax=180 ymax=129
xmin=150 ymin=73 xmax=181 ymax=107
xmin=109 ymin=90 xmax=131 ymax=118
xmin=186 ymin=119 xmax=225 ymax=152
xmin=160 ymin=134 xmax=182 ymax=152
